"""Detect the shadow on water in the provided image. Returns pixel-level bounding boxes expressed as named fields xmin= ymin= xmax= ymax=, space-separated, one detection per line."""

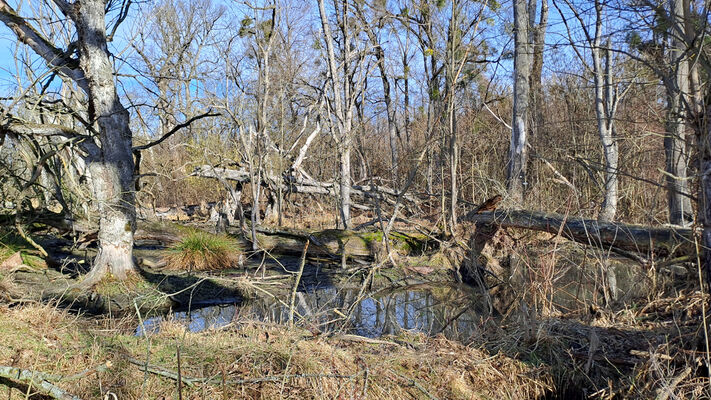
xmin=136 ymin=283 xmax=494 ymax=341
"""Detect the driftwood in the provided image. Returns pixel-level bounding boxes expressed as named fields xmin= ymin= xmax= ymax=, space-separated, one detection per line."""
xmin=462 ymin=209 xmax=695 ymax=259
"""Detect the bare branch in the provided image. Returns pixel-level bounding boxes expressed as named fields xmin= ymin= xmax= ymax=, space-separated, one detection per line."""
xmin=0 ymin=1 xmax=85 ymax=88
xmin=132 ymin=111 xmax=220 ymax=152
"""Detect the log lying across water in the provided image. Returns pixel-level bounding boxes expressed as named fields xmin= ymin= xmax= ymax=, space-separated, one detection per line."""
xmin=463 ymin=210 xmax=696 ymax=259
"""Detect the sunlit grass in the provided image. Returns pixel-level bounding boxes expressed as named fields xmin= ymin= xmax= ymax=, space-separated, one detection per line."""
xmin=0 ymin=303 xmax=553 ymax=400
xmin=164 ymin=231 xmax=240 ymax=271
xmin=0 ymin=228 xmax=46 ymax=269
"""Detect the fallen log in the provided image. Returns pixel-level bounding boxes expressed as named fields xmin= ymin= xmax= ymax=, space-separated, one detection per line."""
xmin=462 ymin=210 xmax=695 ymax=259
xmin=247 ymin=226 xmax=429 ymax=261
xmin=192 ymin=165 xmax=420 ymax=206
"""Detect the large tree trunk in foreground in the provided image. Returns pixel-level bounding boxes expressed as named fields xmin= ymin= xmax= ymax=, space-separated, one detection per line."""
xmin=462 ymin=209 xmax=694 ymax=259
xmin=0 ymin=0 xmax=137 ymax=284
xmin=78 ymin=1 xmax=136 ymax=283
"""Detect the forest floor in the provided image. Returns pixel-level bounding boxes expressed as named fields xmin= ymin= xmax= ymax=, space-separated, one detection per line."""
xmin=0 ymin=221 xmax=709 ymax=399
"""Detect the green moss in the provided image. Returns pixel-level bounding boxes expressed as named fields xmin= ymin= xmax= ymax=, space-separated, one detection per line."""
xmin=0 ymin=229 xmax=46 ymax=269
xmin=361 ymin=231 xmax=384 ymax=245
xmin=359 ymin=230 xmax=429 ymax=256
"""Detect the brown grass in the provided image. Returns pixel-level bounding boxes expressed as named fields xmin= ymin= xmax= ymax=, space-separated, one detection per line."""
xmin=0 ymin=303 xmax=553 ymax=399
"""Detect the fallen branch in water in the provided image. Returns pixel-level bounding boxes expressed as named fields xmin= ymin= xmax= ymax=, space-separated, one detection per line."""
xmin=289 ymin=240 xmax=309 ymax=326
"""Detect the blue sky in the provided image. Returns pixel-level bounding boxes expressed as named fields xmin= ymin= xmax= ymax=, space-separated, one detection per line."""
xmin=0 ymin=0 xmax=646 ymax=122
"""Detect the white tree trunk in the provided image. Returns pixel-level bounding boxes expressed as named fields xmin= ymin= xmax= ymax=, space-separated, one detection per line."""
xmin=507 ymin=0 xmax=531 ymax=203
xmin=75 ymin=0 xmax=137 ymax=283
xmin=592 ymin=4 xmax=618 ymax=222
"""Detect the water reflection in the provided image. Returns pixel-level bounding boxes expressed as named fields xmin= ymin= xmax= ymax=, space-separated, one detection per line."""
xmin=136 ymin=284 xmax=491 ymax=341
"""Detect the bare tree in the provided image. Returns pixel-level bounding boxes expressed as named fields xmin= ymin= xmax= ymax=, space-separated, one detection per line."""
xmin=507 ymin=0 xmax=531 ymax=204
xmin=354 ymin=2 xmax=400 ymax=184
xmin=529 ymin=0 xmax=548 ymax=144
xmin=0 ymin=0 xmax=138 ymax=284
xmin=555 ymin=0 xmax=624 ymax=222
xmin=317 ymin=0 xmax=371 ymax=229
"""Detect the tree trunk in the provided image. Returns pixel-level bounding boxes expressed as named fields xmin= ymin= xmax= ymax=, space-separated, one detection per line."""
xmin=447 ymin=0 xmax=460 ymax=233
xmin=462 ymin=209 xmax=694 ymax=259
xmin=699 ymin=102 xmax=711 ymax=287
xmin=340 ymin=145 xmax=352 ymax=229
xmin=665 ymin=0 xmax=693 ymax=226
xmin=381 ymin=53 xmax=399 ymax=183
xmin=529 ymin=0 xmax=548 ymax=143
xmin=0 ymin=0 xmax=138 ymax=284
xmin=595 ymin=50 xmax=618 ymax=222
xmin=592 ymin=4 xmax=618 ymax=222
xmin=76 ymin=0 xmax=136 ymax=283
xmin=507 ymin=0 xmax=531 ymax=203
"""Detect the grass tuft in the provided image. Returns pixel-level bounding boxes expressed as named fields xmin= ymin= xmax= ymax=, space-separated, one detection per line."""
xmin=164 ymin=231 xmax=240 ymax=271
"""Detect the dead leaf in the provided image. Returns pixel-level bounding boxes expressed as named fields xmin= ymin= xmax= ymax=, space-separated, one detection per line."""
xmin=0 ymin=252 xmax=23 ymax=271
xmin=405 ymin=265 xmax=434 ymax=275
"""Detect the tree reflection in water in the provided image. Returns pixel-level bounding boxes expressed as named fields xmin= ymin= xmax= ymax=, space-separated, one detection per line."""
xmin=137 ymin=284 xmax=492 ymax=341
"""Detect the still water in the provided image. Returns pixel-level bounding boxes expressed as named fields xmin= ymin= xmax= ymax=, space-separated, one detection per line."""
xmin=136 ymin=284 xmax=492 ymax=341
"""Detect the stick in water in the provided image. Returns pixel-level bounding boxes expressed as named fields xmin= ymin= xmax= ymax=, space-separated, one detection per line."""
xmin=289 ymin=240 xmax=309 ymax=326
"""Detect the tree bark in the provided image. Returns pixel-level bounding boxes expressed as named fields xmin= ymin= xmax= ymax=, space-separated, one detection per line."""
xmin=700 ymin=104 xmax=711 ymax=287
xmin=75 ymin=0 xmax=137 ymax=283
xmin=0 ymin=0 xmax=137 ymax=283
xmin=594 ymin=41 xmax=619 ymax=222
xmin=462 ymin=209 xmax=694 ymax=259
xmin=507 ymin=0 xmax=531 ymax=203
xmin=529 ymin=0 xmax=548 ymax=143
xmin=665 ymin=0 xmax=694 ymax=226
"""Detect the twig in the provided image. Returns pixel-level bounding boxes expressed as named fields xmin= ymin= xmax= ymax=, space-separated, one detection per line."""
xmin=177 ymin=345 xmax=183 ymax=400
xmin=126 ymin=357 xmax=358 ymax=386
xmin=127 ymin=358 xmax=197 ymax=387
xmin=289 ymin=240 xmax=309 ymax=326
xmin=657 ymin=367 xmax=692 ymax=400
xmin=331 ymin=334 xmax=399 ymax=346
xmin=393 ymin=372 xmax=439 ymax=400
xmin=14 ymin=222 xmax=48 ymax=258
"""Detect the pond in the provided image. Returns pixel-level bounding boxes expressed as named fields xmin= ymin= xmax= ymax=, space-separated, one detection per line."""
xmin=136 ymin=283 xmax=494 ymax=341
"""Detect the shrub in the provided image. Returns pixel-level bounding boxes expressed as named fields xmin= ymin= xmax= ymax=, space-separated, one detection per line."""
xmin=164 ymin=231 xmax=240 ymax=271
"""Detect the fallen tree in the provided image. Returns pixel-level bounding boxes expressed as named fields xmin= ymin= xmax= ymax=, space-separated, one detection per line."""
xmin=462 ymin=209 xmax=695 ymax=260
xmin=192 ymin=165 xmax=420 ymax=209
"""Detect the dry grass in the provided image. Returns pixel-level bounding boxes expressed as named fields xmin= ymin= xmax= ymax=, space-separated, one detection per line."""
xmin=0 ymin=275 xmax=19 ymax=302
xmin=0 ymin=303 xmax=553 ymax=399
xmin=164 ymin=230 xmax=240 ymax=271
